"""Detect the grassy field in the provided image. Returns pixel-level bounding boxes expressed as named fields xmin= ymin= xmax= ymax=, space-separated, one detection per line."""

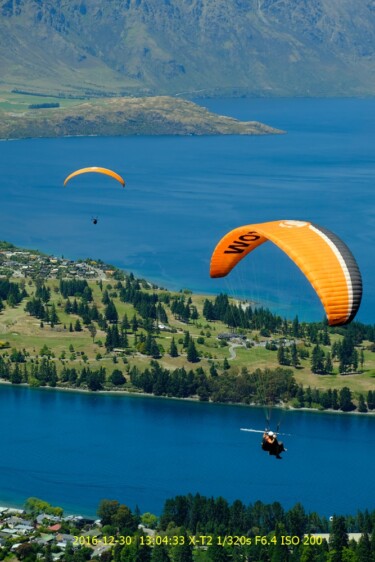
xmin=0 ymin=275 xmax=374 ymax=404
xmin=0 ymin=89 xmax=85 ymax=112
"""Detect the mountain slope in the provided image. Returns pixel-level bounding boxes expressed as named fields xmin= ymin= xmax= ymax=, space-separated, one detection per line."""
xmin=1 ymin=0 xmax=374 ymax=96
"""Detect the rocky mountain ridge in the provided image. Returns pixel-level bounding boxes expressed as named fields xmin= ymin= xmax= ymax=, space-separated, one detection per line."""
xmin=1 ymin=0 xmax=374 ymax=97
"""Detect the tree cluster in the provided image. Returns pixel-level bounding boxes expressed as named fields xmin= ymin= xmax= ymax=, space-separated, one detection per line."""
xmin=0 ymin=278 xmax=27 ymax=307
xmin=203 ymin=294 xmax=284 ymax=333
xmin=59 ymin=279 xmax=93 ymax=301
xmin=65 ymin=298 xmax=101 ymax=327
xmin=0 ymin=355 xmax=109 ymax=391
xmin=129 ymin=361 xmax=296 ymax=405
xmin=25 ymin=297 xmax=59 ymax=326
xmin=292 ymin=384 xmax=369 ymax=412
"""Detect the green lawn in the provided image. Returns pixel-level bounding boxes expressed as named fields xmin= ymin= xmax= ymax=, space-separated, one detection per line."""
xmin=0 ymin=90 xmax=86 ymax=112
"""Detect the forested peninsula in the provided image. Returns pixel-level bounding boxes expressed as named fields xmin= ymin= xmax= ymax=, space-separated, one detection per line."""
xmin=0 ymin=241 xmax=374 ymax=414
xmin=0 ymin=94 xmax=283 ymax=140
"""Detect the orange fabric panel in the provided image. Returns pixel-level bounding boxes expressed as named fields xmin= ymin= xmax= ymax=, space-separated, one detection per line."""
xmin=64 ymin=167 xmax=125 ymax=187
xmin=210 ymin=220 xmax=355 ymax=326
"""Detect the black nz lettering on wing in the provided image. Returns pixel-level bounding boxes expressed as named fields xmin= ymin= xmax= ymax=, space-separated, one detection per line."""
xmin=224 ymin=232 xmax=261 ymax=254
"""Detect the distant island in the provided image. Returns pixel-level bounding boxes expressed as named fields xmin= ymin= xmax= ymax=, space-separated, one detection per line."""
xmin=0 ymin=95 xmax=284 ymax=140
xmin=0 ymin=241 xmax=373 ymax=415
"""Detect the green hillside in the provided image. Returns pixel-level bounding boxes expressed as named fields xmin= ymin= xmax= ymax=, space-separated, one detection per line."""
xmin=0 ymin=244 xmax=374 ymax=414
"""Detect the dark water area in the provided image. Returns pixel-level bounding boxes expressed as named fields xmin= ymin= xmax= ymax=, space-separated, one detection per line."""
xmin=0 ymin=384 xmax=374 ymax=517
xmin=0 ymin=98 xmax=374 ymax=518
xmin=0 ymin=98 xmax=374 ymax=323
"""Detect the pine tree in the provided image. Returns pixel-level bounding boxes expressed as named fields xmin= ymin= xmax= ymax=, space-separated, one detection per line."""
xmin=296 ymin=385 xmax=305 ymax=407
xmin=102 ymin=289 xmax=110 ymax=305
xmin=88 ymin=323 xmax=97 ymax=343
xmin=156 ymin=303 xmax=168 ymax=324
xmin=169 ymin=338 xmax=178 ymax=357
xmin=332 ymin=389 xmax=339 ymax=410
xmin=120 ymin=329 xmax=129 ymax=348
xmin=305 ymin=386 xmax=312 ymax=407
xmin=131 ymin=315 xmax=139 ymax=333
xmin=183 ymin=331 xmax=190 ymax=348
xmin=291 ymin=343 xmax=300 ymax=368
xmin=286 ymin=503 xmax=307 ymax=538
xmin=358 ymin=394 xmax=368 ymax=413
xmin=277 ymin=345 xmax=287 ymax=366
xmin=339 ymin=387 xmax=355 ymax=412
xmin=121 ymin=313 xmax=130 ymax=332
xmin=321 ymin=389 xmax=333 ymax=409
xmin=43 ymin=307 xmax=50 ymax=324
xmin=338 ymin=333 xmax=356 ymax=373
xmin=292 ymin=315 xmax=301 ymax=337
xmin=183 ymin=304 xmax=191 ymax=322
xmin=10 ymin=364 xmax=22 ymax=384
xmin=367 ymin=390 xmax=375 ymax=410
xmin=308 ymin=324 xmax=319 ymax=344
xmin=190 ymin=306 xmax=199 ymax=320
xmin=105 ymin=327 xmax=114 ymax=352
xmin=321 ymin=325 xmax=331 ymax=345
xmin=65 ymin=299 xmax=72 ymax=314
xmin=187 ymin=339 xmax=199 ymax=363
xmin=331 ymin=341 xmax=339 ymax=360
xmin=151 ymin=339 xmax=161 ymax=359
xmin=105 ymin=300 xmax=118 ymax=323
xmin=324 ymin=352 xmax=333 ymax=374
xmin=329 ymin=516 xmax=348 ymax=562
xmin=203 ymin=299 xmax=215 ymax=321
xmin=356 ymin=533 xmax=372 ymax=562
xmin=49 ymin=304 xmax=59 ymax=326
xmin=223 ymin=357 xmax=230 ymax=370
xmin=210 ymin=364 xmax=218 ymax=377
xmin=311 ymin=344 xmax=325 ymax=374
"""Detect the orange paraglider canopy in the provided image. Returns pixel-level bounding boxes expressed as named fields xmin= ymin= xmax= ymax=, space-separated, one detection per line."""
xmin=210 ymin=220 xmax=362 ymax=326
xmin=63 ymin=167 xmax=125 ymax=187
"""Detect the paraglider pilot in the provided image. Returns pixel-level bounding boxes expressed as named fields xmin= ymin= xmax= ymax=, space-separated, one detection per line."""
xmin=262 ymin=431 xmax=286 ymax=459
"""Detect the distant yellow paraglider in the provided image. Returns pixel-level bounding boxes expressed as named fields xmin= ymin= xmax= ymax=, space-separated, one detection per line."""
xmin=210 ymin=220 xmax=362 ymax=326
xmin=63 ymin=167 xmax=125 ymax=187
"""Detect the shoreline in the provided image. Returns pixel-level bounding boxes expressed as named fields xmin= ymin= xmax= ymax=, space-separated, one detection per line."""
xmin=1 ymin=378 xmax=373 ymax=417
xmin=0 ymin=497 xmax=97 ymax=519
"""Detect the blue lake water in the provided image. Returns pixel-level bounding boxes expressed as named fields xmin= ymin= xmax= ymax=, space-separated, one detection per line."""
xmin=0 ymin=98 xmax=374 ymax=519
xmin=0 ymin=384 xmax=374 ymax=518
xmin=0 ymin=98 xmax=374 ymax=322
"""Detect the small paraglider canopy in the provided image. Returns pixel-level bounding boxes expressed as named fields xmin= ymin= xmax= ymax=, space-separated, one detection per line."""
xmin=63 ymin=167 xmax=125 ymax=187
xmin=210 ymin=220 xmax=362 ymax=326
